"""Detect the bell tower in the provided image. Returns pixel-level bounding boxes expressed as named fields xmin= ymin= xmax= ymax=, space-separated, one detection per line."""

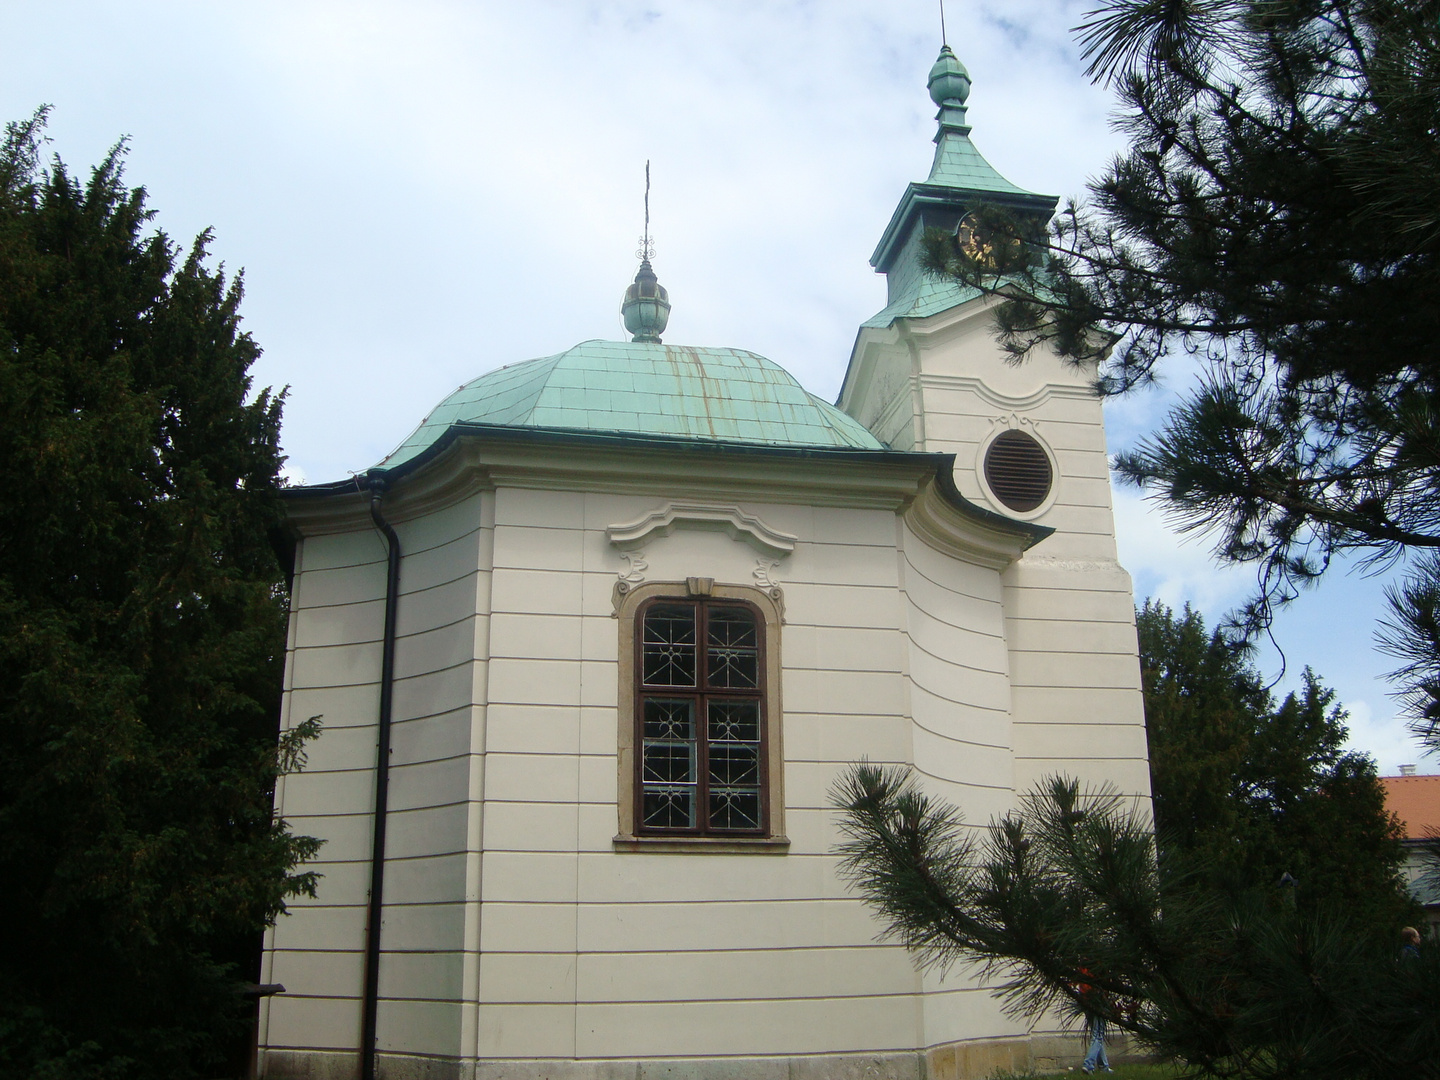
xmin=865 ymin=45 xmax=1058 ymax=343
xmin=839 ymin=45 xmax=1119 ymax=563
xmin=837 ymin=46 xmax=1149 ymax=797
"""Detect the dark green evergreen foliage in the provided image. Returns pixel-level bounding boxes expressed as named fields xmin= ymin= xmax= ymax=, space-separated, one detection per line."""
xmin=1138 ymin=600 xmax=1407 ymax=924
xmin=833 ymin=766 xmax=1440 ymax=1080
xmin=0 ymin=110 xmax=320 ymax=1079
xmin=832 ymin=603 xmax=1417 ymax=1079
xmin=919 ymin=0 xmax=1440 ymax=739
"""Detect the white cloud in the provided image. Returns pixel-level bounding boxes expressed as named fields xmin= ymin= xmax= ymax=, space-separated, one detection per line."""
xmin=10 ymin=0 xmax=1422 ymax=777
xmin=1 ymin=0 xmax=1125 ymax=482
xmin=1111 ymin=486 xmax=1254 ymax=616
xmin=1340 ymin=698 xmax=1436 ymax=777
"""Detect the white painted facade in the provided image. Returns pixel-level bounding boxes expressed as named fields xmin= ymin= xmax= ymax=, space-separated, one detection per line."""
xmin=258 ymin=46 xmax=1150 ymax=1080
xmin=258 ymin=297 xmax=1148 ymax=1080
xmin=841 ymin=295 xmax=1150 ymax=797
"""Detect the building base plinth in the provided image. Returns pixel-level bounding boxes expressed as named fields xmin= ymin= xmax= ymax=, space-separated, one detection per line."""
xmin=263 ymin=1035 xmax=1146 ymax=1080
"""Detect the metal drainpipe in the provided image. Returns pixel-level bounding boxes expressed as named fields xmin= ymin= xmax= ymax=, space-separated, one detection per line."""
xmin=361 ymin=474 xmax=401 ymax=1080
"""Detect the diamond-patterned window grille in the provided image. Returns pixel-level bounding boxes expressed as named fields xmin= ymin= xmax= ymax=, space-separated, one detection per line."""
xmin=637 ymin=599 xmax=766 ymax=835
xmin=641 ymin=604 xmax=696 ymax=686
xmin=707 ymin=608 xmax=758 ymax=688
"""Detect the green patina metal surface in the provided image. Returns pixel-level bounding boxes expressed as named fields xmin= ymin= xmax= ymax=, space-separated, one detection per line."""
xmin=863 ymin=275 xmax=984 ymax=329
xmin=379 ymin=339 xmax=884 ymax=468
xmin=922 ymin=44 xmax=1037 ymax=198
xmin=863 ymin=46 xmax=1057 ymax=332
xmin=926 ymin=130 xmax=1033 ymax=195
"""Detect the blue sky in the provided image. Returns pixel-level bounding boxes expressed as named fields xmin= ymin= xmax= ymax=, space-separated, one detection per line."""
xmin=4 ymin=0 xmax=1428 ymax=773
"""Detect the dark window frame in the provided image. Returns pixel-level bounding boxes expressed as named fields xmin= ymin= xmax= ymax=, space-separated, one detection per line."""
xmin=634 ymin=595 xmax=769 ymax=838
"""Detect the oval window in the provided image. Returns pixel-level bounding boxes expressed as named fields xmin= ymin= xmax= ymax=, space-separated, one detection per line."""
xmin=984 ymin=430 xmax=1052 ymax=513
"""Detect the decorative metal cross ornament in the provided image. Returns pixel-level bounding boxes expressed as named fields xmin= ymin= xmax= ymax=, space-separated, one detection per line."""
xmin=635 ymin=160 xmax=656 ymax=262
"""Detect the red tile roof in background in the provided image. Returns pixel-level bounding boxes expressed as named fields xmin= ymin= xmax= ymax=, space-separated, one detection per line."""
xmin=1380 ymin=775 xmax=1440 ymax=839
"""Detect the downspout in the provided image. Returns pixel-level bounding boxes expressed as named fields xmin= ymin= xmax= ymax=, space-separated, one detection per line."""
xmin=361 ymin=473 xmax=401 ymax=1080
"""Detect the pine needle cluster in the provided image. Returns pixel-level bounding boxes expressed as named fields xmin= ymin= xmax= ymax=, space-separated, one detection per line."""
xmin=833 ymin=765 xmax=1440 ymax=1080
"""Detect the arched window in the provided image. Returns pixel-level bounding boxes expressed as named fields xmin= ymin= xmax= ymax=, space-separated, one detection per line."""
xmin=615 ymin=581 xmax=786 ymax=849
xmin=637 ymin=597 xmax=765 ymax=834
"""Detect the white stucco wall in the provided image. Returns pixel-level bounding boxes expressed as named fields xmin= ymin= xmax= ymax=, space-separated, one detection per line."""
xmin=262 ymin=492 xmax=493 ymax=1064
xmin=895 ymin=520 xmax=1024 ymax=1049
xmin=260 ymin=339 xmax=1148 ymax=1077
xmin=454 ymin=489 xmax=931 ymax=1062
xmin=842 ymin=295 xmax=1150 ymax=802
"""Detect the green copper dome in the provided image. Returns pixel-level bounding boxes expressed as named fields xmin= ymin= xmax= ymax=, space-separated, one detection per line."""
xmin=378 ymin=339 xmax=884 ymax=468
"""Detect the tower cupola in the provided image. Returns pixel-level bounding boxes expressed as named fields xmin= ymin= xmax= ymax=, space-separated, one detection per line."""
xmin=859 ymin=45 xmax=1059 ymax=330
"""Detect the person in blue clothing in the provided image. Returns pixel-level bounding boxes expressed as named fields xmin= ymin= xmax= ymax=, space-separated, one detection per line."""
xmin=1401 ymin=925 xmax=1422 ymax=961
xmin=1081 ymin=1012 xmax=1111 ymax=1074
xmin=1076 ymin=968 xmax=1113 ymax=1074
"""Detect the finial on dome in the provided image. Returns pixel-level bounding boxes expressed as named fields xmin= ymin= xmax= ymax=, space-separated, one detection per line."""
xmin=927 ymin=44 xmax=972 ymax=144
xmin=623 ymin=257 xmax=670 ymax=343
xmin=621 ymin=160 xmax=671 ymax=344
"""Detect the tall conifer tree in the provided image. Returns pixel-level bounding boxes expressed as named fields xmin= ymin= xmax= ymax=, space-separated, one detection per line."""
xmin=1138 ymin=601 xmax=1406 ymax=925
xmin=0 ymin=111 xmax=318 ymax=1079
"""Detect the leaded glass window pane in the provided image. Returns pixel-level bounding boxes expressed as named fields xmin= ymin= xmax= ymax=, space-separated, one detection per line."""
xmin=645 ymin=698 xmax=695 ymax=745
xmin=642 ymin=698 xmax=696 ymax=829
xmin=708 ymin=699 xmax=760 ymax=745
xmin=707 ymin=606 xmax=758 ymax=688
xmin=644 ymin=787 xmax=696 ymax=829
xmin=709 ymin=788 xmax=761 ymax=831
xmin=708 ymin=741 xmax=760 ymax=787
xmin=643 ymin=699 xmax=695 ymax=784
xmin=642 ymin=604 xmax=696 ymax=686
xmin=708 ymin=699 xmax=761 ymax=829
xmin=643 ymin=741 xmax=695 ymax=784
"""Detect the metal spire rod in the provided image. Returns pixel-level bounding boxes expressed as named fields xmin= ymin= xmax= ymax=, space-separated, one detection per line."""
xmin=939 ymin=0 xmax=948 ymax=46
xmin=636 ymin=160 xmax=655 ymax=263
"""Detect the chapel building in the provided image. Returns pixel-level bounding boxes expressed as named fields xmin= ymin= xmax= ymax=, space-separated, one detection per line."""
xmin=258 ymin=45 xmax=1151 ymax=1080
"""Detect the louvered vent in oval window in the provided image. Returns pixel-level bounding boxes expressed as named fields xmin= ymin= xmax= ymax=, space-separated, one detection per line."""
xmin=984 ymin=430 xmax=1052 ymax=512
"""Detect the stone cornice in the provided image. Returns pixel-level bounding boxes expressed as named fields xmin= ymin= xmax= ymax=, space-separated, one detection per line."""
xmin=280 ymin=425 xmax=1050 ymax=565
xmin=903 ymin=475 xmax=1039 ymax=570
xmin=284 ymin=430 xmax=931 ymax=536
xmin=916 ymin=372 xmax=1098 ymax=412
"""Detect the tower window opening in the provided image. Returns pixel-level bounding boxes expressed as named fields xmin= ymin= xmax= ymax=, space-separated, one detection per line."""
xmin=984 ymin=430 xmax=1052 ymax=512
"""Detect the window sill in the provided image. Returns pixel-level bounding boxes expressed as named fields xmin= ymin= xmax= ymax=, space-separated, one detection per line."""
xmin=612 ymin=835 xmax=791 ymax=854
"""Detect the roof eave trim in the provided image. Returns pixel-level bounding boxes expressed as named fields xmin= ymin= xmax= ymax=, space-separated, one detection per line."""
xmin=870 ymin=183 xmax=925 ymax=270
xmin=281 ymin=422 xmax=1049 ymax=556
xmin=871 ymin=185 xmax=1061 ymax=274
xmin=905 ymin=476 xmax=1049 ymax=570
xmin=286 ymin=421 xmax=904 ymax=499
xmin=932 ymin=454 xmax=1052 ymax=548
